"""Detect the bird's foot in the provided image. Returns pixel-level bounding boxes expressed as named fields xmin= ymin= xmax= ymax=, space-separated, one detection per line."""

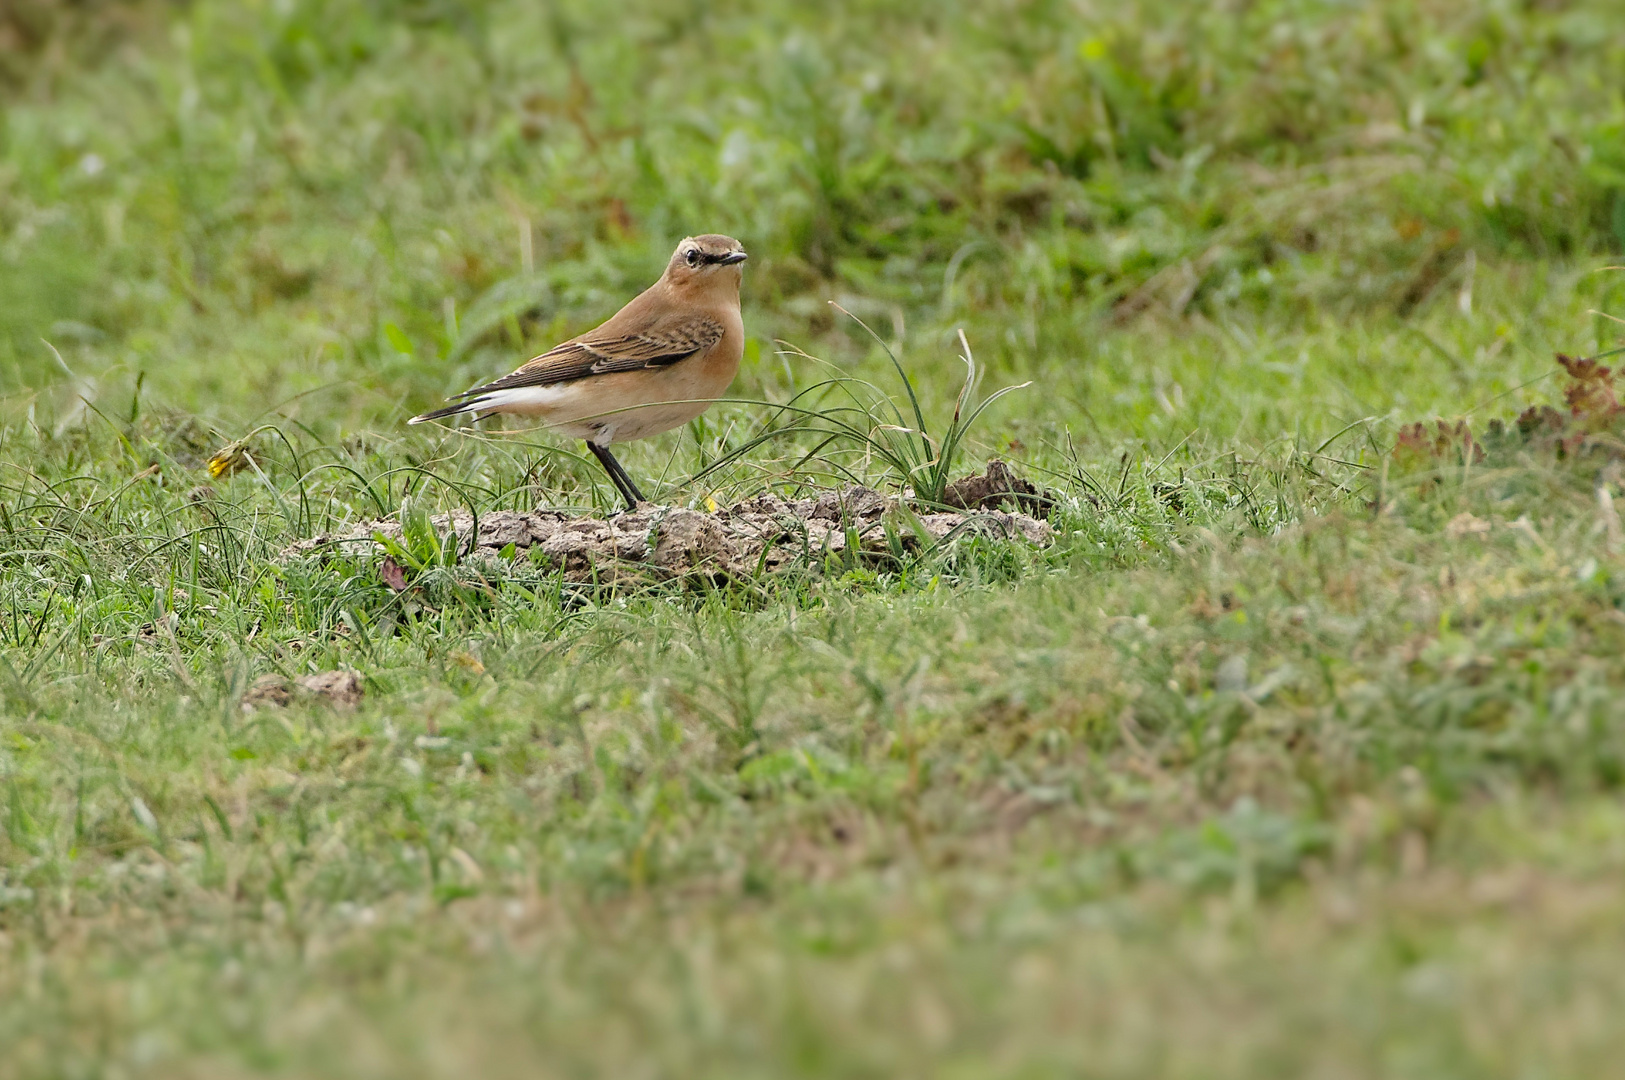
xmin=607 ymin=500 xmax=656 ymax=520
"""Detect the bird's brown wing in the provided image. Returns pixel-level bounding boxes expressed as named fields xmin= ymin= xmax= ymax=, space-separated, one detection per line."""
xmin=452 ymin=314 xmax=724 ymax=400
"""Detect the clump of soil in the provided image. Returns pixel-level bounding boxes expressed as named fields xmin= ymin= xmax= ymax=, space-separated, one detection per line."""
xmin=289 ymin=464 xmax=1054 ymax=584
xmin=939 ymin=458 xmax=1051 ymax=516
xmin=242 ymin=670 xmax=364 ymax=710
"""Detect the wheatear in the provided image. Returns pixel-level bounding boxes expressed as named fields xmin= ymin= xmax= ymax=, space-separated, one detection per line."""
xmin=411 ymin=234 xmax=748 ymax=511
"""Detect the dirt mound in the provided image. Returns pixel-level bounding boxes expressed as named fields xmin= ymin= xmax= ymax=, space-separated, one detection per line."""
xmin=940 ymin=458 xmax=1051 ymax=515
xmin=290 ymin=464 xmax=1053 ymax=583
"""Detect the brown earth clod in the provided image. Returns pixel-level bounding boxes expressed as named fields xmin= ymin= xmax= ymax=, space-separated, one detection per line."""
xmin=242 ymin=670 xmax=365 ymax=711
xmin=939 ymin=459 xmax=1053 ymax=518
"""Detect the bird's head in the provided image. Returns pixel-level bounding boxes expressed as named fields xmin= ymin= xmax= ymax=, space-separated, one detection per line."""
xmin=664 ymin=234 xmax=748 ymax=295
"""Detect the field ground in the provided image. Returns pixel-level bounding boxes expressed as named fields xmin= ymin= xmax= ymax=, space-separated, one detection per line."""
xmin=3 ymin=1 xmax=1625 ymax=1076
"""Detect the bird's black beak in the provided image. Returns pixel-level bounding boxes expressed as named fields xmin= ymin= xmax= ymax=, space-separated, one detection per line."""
xmin=719 ymin=251 xmax=748 ymax=265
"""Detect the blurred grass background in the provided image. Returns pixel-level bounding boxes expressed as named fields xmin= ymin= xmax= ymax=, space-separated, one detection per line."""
xmin=4 ymin=2 xmax=1625 ymax=1078
xmin=2 ymin=0 xmax=1621 ymax=435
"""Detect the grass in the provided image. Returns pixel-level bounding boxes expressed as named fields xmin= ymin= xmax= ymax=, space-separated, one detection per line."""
xmin=688 ymin=310 xmax=1033 ymax=506
xmin=2 ymin=0 xmax=1625 ymax=1076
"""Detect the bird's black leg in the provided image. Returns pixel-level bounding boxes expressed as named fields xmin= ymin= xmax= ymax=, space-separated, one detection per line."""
xmin=607 ymin=453 xmax=649 ymax=505
xmin=587 ymin=442 xmax=646 ymax=512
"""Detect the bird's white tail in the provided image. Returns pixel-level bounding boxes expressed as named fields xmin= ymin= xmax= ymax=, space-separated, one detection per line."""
xmin=411 ymin=384 xmax=574 ymax=425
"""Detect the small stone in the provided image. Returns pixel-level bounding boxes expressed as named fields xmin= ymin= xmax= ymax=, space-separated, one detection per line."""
xmin=1215 ymin=655 xmax=1250 ymax=693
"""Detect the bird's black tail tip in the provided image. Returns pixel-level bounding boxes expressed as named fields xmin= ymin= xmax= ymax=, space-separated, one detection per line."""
xmin=408 ymin=403 xmax=470 ymax=425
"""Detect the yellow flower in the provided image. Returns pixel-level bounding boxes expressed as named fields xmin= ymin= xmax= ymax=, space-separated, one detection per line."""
xmin=206 ymin=442 xmax=250 ymax=479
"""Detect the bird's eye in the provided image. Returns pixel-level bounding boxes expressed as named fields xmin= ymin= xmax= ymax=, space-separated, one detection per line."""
xmin=685 ymin=248 xmax=701 ymax=267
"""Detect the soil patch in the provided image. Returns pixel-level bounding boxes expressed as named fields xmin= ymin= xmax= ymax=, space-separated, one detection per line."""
xmin=289 ymin=463 xmax=1054 ymax=583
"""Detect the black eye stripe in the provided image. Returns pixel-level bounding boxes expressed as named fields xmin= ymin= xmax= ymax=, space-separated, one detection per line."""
xmin=683 ymin=249 xmax=741 ymax=266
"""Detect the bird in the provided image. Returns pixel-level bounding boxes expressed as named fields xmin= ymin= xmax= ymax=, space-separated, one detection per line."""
xmin=410 ymin=234 xmax=748 ymax=511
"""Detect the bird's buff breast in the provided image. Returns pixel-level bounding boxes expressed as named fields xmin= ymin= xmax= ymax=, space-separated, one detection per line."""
xmin=494 ymin=340 xmax=741 ymax=445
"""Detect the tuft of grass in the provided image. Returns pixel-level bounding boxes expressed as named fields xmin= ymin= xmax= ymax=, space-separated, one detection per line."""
xmin=687 ymin=307 xmax=1029 ymax=506
xmin=826 ymin=305 xmax=1032 ymax=506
